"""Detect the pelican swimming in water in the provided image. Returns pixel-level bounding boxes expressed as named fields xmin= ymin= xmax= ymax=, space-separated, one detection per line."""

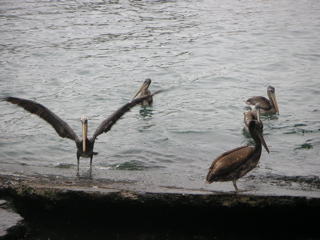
xmin=244 ymin=104 xmax=263 ymax=134
xmin=245 ymin=86 xmax=279 ymax=114
xmin=206 ymin=120 xmax=269 ymax=192
xmin=3 ymin=91 xmax=161 ymax=172
xmin=132 ymin=78 xmax=153 ymax=105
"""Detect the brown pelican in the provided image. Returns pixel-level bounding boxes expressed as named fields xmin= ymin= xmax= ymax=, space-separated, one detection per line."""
xmin=132 ymin=78 xmax=153 ymax=105
xmin=245 ymin=86 xmax=279 ymax=114
xmin=244 ymin=104 xmax=263 ymax=133
xmin=3 ymin=91 xmax=161 ymax=172
xmin=206 ymin=120 xmax=269 ymax=192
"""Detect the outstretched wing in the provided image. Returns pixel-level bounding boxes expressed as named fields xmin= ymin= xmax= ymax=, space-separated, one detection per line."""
xmin=4 ymin=97 xmax=80 ymax=142
xmin=92 ymin=90 xmax=162 ymax=139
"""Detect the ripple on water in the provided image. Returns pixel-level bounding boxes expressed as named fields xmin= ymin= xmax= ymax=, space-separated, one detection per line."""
xmin=105 ymin=160 xmax=164 ymax=171
xmin=0 ymin=0 xmax=320 ymax=185
xmin=55 ymin=163 xmax=75 ymax=169
xmin=294 ymin=142 xmax=313 ymax=150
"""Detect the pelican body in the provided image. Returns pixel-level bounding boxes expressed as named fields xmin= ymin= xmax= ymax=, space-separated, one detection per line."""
xmin=245 ymin=86 xmax=279 ymax=114
xmin=4 ymin=91 xmax=161 ymax=172
xmin=132 ymin=78 xmax=153 ymax=105
xmin=206 ymin=120 xmax=269 ymax=192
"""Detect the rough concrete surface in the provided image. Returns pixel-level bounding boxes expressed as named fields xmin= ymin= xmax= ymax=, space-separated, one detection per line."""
xmin=0 ymin=163 xmax=319 ymax=239
xmin=0 ymin=200 xmax=23 ymax=239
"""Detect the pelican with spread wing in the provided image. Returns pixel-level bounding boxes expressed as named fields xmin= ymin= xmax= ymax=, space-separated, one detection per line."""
xmin=4 ymin=91 xmax=161 ymax=172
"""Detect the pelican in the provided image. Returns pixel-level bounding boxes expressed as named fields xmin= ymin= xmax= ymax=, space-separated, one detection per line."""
xmin=3 ymin=91 xmax=161 ymax=172
xmin=206 ymin=120 xmax=269 ymax=192
xmin=244 ymin=104 xmax=263 ymax=133
xmin=245 ymin=86 xmax=279 ymax=114
xmin=132 ymin=78 xmax=153 ymax=105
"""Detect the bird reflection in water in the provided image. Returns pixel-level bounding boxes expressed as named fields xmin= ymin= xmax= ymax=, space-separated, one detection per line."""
xmin=139 ymin=105 xmax=154 ymax=118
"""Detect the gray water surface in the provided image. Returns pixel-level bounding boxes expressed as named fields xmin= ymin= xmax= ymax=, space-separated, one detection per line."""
xmin=1 ymin=0 xmax=319 ymax=192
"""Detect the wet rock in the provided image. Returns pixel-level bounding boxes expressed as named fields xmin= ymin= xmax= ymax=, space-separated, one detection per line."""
xmin=0 ymin=200 xmax=24 ymax=239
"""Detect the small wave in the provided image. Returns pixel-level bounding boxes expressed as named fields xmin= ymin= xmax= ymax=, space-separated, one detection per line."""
xmin=55 ymin=163 xmax=75 ymax=169
xmin=266 ymin=174 xmax=320 ymax=188
xmin=105 ymin=160 xmax=164 ymax=171
xmin=294 ymin=142 xmax=313 ymax=150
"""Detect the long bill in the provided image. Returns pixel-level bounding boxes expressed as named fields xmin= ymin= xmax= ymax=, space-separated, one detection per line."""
xmin=257 ymin=106 xmax=261 ymax=123
xmin=257 ymin=128 xmax=270 ymax=153
xmin=82 ymin=121 xmax=87 ymax=153
xmin=132 ymin=82 xmax=148 ymax=100
xmin=270 ymin=93 xmax=279 ymax=114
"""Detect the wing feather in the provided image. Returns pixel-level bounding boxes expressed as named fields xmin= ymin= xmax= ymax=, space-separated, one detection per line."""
xmin=92 ymin=90 xmax=162 ymax=139
xmin=4 ymin=97 xmax=79 ymax=142
xmin=245 ymin=96 xmax=271 ymax=110
xmin=208 ymin=146 xmax=253 ymax=177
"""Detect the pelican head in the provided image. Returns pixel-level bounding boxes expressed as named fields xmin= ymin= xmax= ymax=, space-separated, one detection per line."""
xmin=132 ymin=78 xmax=152 ymax=100
xmin=267 ymin=86 xmax=279 ymax=114
xmin=254 ymin=103 xmax=261 ymax=123
xmin=80 ymin=115 xmax=88 ymax=153
xmin=255 ymin=103 xmax=264 ymax=133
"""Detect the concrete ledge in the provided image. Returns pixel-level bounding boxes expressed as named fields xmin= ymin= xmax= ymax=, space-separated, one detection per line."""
xmin=0 ymin=200 xmax=24 ymax=240
xmin=0 ymin=173 xmax=319 ymax=239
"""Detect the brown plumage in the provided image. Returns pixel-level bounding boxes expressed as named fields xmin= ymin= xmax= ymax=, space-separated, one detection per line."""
xmin=206 ymin=120 xmax=269 ymax=192
xmin=132 ymin=78 xmax=153 ymax=105
xmin=3 ymin=91 xmax=161 ymax=172
xmin=245 ymin=86 xmax=279 ymax=114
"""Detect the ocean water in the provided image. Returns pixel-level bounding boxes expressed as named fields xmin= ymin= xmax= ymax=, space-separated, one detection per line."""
xmin=0 ymin=0 xmax=319 ymax=186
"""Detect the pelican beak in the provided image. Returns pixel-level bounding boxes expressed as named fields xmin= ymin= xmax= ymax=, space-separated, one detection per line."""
xmin=132 ymin=81 xmax=149 ymax=100
xmin=256 ymin=106 xmax=261 ymax=123
xmin=270 ymin=92 xmax=279 ymax=114
xmin=81 ymin=116 xmax=88 ymax=153
xmin=256 ymin=125 xmax=270 ymax=153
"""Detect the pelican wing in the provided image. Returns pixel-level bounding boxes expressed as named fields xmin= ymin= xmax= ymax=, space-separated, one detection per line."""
xmin=5 ymin=97 xmax=80 ymax=142
xmin=245 ymin=96 xmax=271 ymax=110
xmin=92 ymin=90 xmax=162 ymax=139
xmin=207 ymin=145 xmax=253 ymax=181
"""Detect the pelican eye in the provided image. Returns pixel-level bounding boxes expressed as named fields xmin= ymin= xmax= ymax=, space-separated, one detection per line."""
xmin=80 ymin=116 xmax=88 ymax=124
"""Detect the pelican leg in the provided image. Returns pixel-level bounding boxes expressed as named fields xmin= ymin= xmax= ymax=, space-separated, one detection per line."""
xmin=76 ymin=153 xmax=80 ymax=174
xmin=88 ymin=156 xmax=93 ymax=178
xmin=89 ymin=156 xmax=93 ymax=173
xmin=232 ymin=180 xmax=239 ymax=192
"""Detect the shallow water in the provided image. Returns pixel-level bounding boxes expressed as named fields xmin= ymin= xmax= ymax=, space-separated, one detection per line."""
xmin=1 ymin=0 xmax=320 ymax=185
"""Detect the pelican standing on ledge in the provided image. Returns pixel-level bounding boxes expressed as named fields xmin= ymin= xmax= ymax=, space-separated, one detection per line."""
xmin=245 ymin=86 xmax=279 ymax=114
xmin=132 ymin=78 xmax=153 ymax=105
xmin=206 ymin=120 xmax=269 ymax=192
xmin=4 ymin=92 xmax=161 ymax=172
xmin=244 ymin=104 xmax=263 ymax=133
